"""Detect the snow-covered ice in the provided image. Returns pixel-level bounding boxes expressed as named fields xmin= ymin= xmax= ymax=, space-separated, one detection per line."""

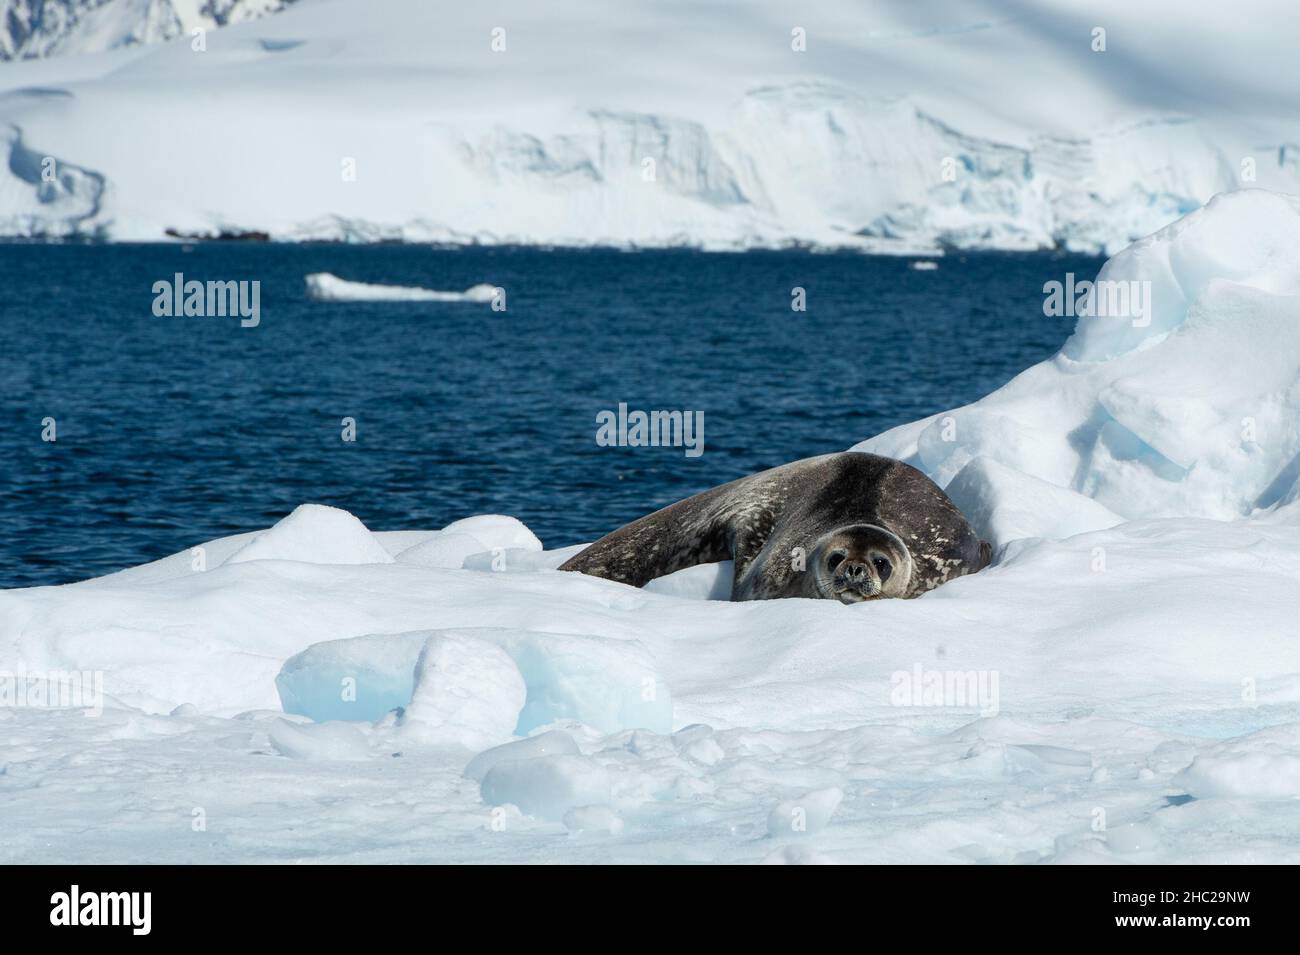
xmin=304 ymin=273 xmax=498 ymax=303
xmin=480 ymin=754 xmax=612 ymax=823
xmin=225 ymin=502 xmax=394 ymax=565
xmin=2 ymin=191 xmax=1300 ymax=863
xmin=1 ymin=1 xmax=1298 ymax=251
xmin=857 ymin=190 xmax=1300 ymax=530
xmin=396 ymin=633 xmax=525 ymax=751
xmin=768 ymin=787 xmax=844 ymax=838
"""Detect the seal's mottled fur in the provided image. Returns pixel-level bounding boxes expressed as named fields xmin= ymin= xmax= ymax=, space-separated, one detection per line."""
xmin=559 ymin=452 xmax=991 ymax=603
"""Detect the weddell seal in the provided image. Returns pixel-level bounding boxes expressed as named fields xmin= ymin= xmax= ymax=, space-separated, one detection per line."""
xmin=559 ymin=452 xmax=992 ymax=603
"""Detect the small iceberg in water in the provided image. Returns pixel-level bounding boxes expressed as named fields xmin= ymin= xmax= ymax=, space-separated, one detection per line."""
xmin=305 ymin=272 xmax=497 ymax=302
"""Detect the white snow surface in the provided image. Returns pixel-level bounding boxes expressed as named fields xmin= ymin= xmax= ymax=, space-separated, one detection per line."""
xmin=396 ymin=633 xmax=526 ymax=751
xmin=2 ymin=192 xmax=1300 ymax=863
xmin=304 ymin=273 xmax=497 ymax=303
xmin=1 ymin=1 xmax=1299 ymax=250
xmin=224 ymin=502 xmax=394 ymax=565
xmin=856 ymin=190 xmax=1300 ymax=531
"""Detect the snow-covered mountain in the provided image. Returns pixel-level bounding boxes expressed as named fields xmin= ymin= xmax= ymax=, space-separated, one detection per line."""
xmin=0 ymin=0 xmax=1297 ymax=249
xmin=0 ymin=0 xmax=294 ymax=61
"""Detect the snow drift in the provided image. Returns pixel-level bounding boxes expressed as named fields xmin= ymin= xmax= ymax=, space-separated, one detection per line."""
xmin=857 ymin=189 xmax=1300 ymax=541
xmin=2 ymin=191 xmax=1299 ymax=864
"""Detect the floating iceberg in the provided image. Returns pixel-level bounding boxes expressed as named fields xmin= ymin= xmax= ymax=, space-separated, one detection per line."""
xmin=304 ymin=273 xmax=497 ymax=303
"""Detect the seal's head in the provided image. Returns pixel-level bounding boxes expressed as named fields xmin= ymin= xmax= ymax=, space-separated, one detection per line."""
xmin=811 ymin=524 xmax=912 ymax=604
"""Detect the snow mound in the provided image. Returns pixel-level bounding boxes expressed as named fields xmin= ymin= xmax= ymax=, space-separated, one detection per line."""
xmin=394 ymin=514 xmax=545 ymax=568
xmin=437 ymin=515 xmax=543 ymax=552
xmin=392 ymin=519 xmax=540 ymax=571
xmin=397 ymin=633 xmax=525 ymax=751
xmin=267 ymin=718 xmax=371 ymax=761
xmin=480 ymin=754 xmax=612 ymax=822
xmin=945 ymin=457 xmax=1124 ymax=549
xmin=393 ymin=531 xmax=487 ymax=569
xmin=463 ymin=730 xmax=580 ymax=782
xmin=225 ymin=503 xmax=393 ymax=566
xmin=1175 ymin=725 xmax=1300 ymax=800
xmin=859 ymin=190 xmax=1300 ymax=531
xmin=305 ymin=273 xmax=497 ymax=303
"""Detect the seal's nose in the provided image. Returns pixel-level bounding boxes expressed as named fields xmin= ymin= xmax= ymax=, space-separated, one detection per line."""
xmin=842 ymin=561 xmax=869 ymax=581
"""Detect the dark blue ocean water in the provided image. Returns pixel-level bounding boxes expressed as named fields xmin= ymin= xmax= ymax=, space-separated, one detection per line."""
xmin=0 ymin=243 xmax=1101 ymax=588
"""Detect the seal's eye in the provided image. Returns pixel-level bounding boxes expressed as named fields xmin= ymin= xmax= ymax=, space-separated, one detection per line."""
xmin=827 ymin=552 xmax=845 ymax=571
xmin=872 ymin=556 xmax=892 ymax=582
